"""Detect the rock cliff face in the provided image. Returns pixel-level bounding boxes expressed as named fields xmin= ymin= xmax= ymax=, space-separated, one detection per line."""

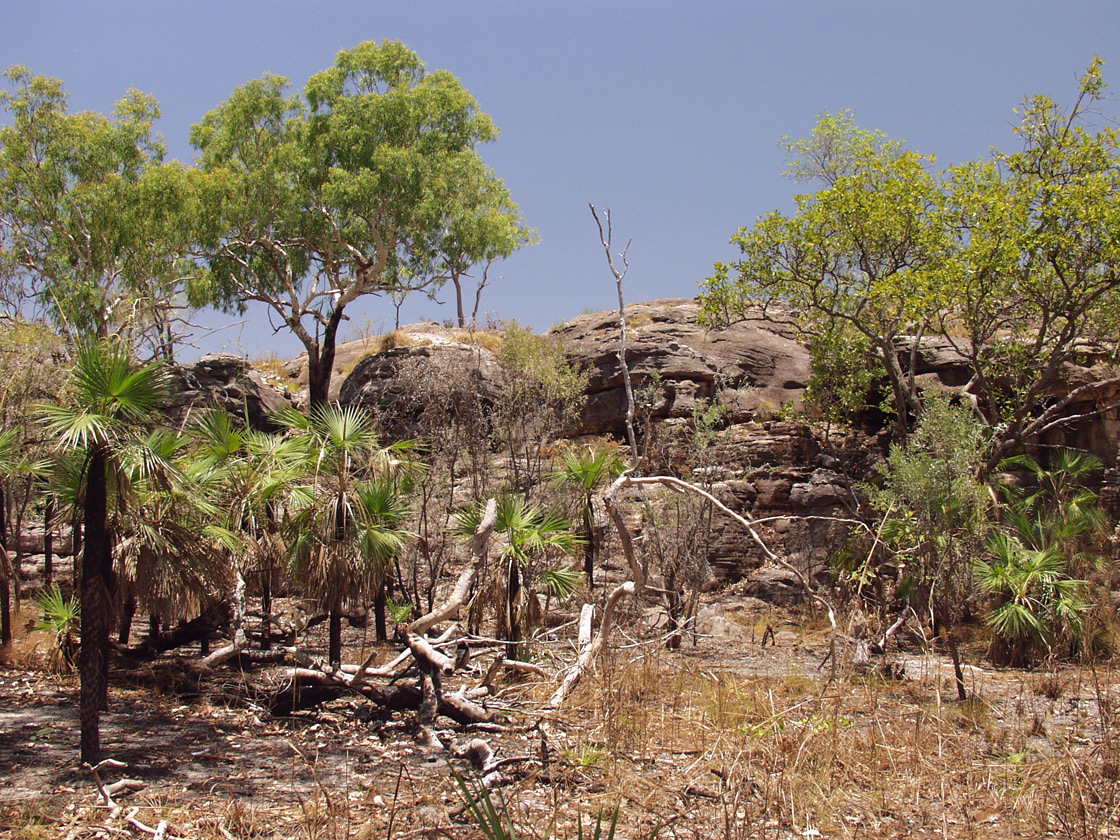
xmin=658 ymin=419 xmax=872 ymax=596
xmin=323 ymin=298 xmax=1120 ymax=601
xmin=551 ymin=298 xmax=811 ymax=435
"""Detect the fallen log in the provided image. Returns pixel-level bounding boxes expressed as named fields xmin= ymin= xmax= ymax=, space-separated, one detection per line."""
xmin=264 ymin=669 xmax=506 ymax=724
xmin=124 ymin=601 xmax=232 ymax=658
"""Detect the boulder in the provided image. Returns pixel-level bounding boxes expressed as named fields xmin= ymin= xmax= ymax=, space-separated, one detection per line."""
xmin=552 ymin=298 xmax=811 ymax=435
xmin=338 ymin=340 xmax=504 ymax=415
xmin=166 ymin=353 xmax=293 ymax=432
xmin=740 ymin=566 xmax=805 ymax=606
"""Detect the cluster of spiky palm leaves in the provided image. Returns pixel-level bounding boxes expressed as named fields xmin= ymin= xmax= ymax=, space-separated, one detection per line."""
xmin=546 ymin=443 xmax=625 ymax=588
xmin=20 ymin=340 xmax=425 ymax=758
xmin=978 ymin=450 xmax=1109 ymax=665
xmin=273 ymin=402 xmax=416 ymax=665
xmin=455 ymin=493 xmax=583 ymax=658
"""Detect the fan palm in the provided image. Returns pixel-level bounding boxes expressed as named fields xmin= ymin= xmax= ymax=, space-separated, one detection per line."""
xmin=983 ymin=449 xmax=1106 ymax=665
xmin=976 ymin=531 xmax=1086 ymax=665
xmin=0 ymin=427 xmax=52 ymax=645
xmin=278 ymin=403 xmax=415 ymax=667
xmin=456 ymin=494 xmax=582 ymax=658
xmin=114 ymin=427 xmax=232 ymax=646
xmin=37 ymin=338 xmax=167 ymax=764
xmin=999 ymin=450 xmax=1107 ymax=573
xmin=547 ymin=442 xmax=625 ymax=588
xmin=188 ymin=409 xmax=301 ymax=650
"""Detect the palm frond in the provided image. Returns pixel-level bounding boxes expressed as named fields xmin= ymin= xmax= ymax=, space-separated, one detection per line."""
xmin=538 ymin=564 xmax=583 ymax=602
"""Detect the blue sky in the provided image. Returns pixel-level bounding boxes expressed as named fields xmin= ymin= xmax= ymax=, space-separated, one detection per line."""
xmin=4 ymin=1 xmax=1119 ymax=360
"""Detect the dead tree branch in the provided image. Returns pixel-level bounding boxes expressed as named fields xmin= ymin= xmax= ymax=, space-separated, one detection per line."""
xmin=550 ymin=471 xmax=841 ymax=706
xmin=590 ymin=204 xmax=639 ymax=462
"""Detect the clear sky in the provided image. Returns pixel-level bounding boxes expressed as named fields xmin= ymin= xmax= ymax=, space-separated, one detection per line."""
xmin=3 ymin=1 xmax=1119 ymax=360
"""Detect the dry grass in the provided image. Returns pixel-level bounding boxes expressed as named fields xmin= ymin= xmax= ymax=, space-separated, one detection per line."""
xmin=250 ymin=353 xmax=299 ymax=392
xmin=453 ymin=330 xmax=504 ymax=355
xmin=375 ymin=330 xmax=434 ymax=353
xmin=628 ymin=312 xmax=654 ymax=329
xmin=501 ymin=644 xmax=1120 ymax=840
xmin=4 ymin=616 xmax=1120 ymax=839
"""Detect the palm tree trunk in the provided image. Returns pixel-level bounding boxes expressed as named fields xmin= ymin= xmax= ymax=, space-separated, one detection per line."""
xmin=44 ymin=497 xmax=54 ymax=586
xmin=260 ymin=566 xmax=272 ymax=651
xmin=328 ymin=603 xmax=343 ymax=669
xmin=80 ymin=447 xmax=110 ymax=765
xmin=374 ymin=580 xmax=388 ymax=643
xmin=582 ymin=503 xmax=595 ymax=589
xmin=506 ymin=558 xmax=521 ymax=660
xmin=71 ymin=518 xmax=82 ymax=591
xmin=118 ymin=582 xmax=135 ymax=645
xmin=98 ymin=496 xmax=114 ymax=711
xmin=0 ymin=583 xmax=9 ymax=647
xmin=0 ymin=484 xmax=9 ymax=647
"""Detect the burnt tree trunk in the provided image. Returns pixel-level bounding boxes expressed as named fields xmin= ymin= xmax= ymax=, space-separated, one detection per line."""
xmin=0 ymin=485 xmax=10 ymax=647
xmin=80 ymin=447 xmax=111 ymax=765
xmin=43 ymin=497 xmax=54 ymax=586
xmin=118 ymin=582 xmax=136 ymax=645
xmin=260 ymin=567 xmax=272 ymax=652
xmin=328 ymin=602 xmax=343 ymax=669
xmin=506 ymin=558 xmax=521 ymax=660
xmin=374 ymin=580 xmax=388 ymax=643
xmin=582 ymin=503 xmax=595 ymax=589
xmin=305 ymin=306 xmax=346 ymax=410
xmin=71 ymin=518 xmax=82 ymax=591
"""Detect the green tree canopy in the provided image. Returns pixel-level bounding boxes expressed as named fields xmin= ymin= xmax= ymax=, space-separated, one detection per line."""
xmin=700 ymin=110 xmax=951 ymax=436
xmin=425 ymin=154 xmax=537 ymax=328
xmin=941 ymin=58 xmax=1120 ymax=469
xmin=702 ymin=62 xmax=1120 ymax=463
xmin=190 ymin=40 xmax=524 ymax=406
xmin=0 ymin=68 xmax=200 ymax=358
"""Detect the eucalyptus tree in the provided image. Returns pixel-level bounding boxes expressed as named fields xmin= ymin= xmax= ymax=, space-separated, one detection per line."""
xmin=277 ymin=403 xmax=414 ymax=666
xmin=37 ymin=338 xmax=169 ymax=762
xmin=421 ymin=155 xmax=537 ymax=328
xmin=0 ymin=68 xmax=200 ymax=359
xmin=191 ymin=40 xmax=518 ymax=407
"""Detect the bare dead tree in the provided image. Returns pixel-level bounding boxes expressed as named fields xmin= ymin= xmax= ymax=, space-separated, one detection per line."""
xmin=590 ymin=204 xmax=639 ymax=463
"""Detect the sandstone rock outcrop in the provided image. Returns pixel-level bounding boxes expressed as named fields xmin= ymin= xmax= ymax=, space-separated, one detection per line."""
xmin=336 ymin=327 xmax=504 ymax=418
xmin=166 ymin=353 xmax=293 ymax=432
xmin=552 ymin=298 xmax=811 ymax=436
xmin=684 ymin=420 xmax=867 ymax=587
xmin=303 ymin=298 xmax=1120 ymax=601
